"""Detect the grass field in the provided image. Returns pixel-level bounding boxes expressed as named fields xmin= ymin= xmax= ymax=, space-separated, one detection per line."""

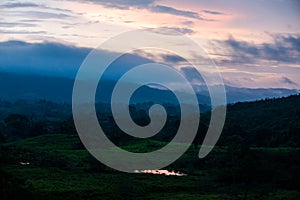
xmin=1 ymin=134 xmax=299 ymax=199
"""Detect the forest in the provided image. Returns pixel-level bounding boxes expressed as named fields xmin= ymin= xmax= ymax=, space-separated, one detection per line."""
xmin=0 ymin=94 xmax=300 ymax=199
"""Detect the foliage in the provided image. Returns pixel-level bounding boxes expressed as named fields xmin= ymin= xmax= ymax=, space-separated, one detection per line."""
xmin=0 ymin=95 xmax=300 ymax=199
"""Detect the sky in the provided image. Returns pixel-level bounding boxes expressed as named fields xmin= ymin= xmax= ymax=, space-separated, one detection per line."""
xmin=0 ymin=0 xmax=300 ymax=89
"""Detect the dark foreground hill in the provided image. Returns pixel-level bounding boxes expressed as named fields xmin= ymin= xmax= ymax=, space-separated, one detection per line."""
xmin=0 ymin=95 xmax=299 ymax=199
xmin=217 ymin=94 xmax=300 ymax=147
xmin=0 ymin=94 xmax=299 ymax=147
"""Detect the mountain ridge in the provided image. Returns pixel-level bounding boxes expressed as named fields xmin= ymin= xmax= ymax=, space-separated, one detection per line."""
xmin=0 ymin=72 xmax=298 ymax=104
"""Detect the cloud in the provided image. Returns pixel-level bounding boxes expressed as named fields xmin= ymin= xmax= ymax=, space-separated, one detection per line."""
xmin=123 ymin=20 xmax=135 ymax=23
xmin=18 ymin=11 xmax=72 ymax=19
xmin=202 ymin=10 xmax=224 ymax=15
xmin=0 ymin=40 xmax=153 ymax=79
xmin=0 ymin=30 xmax=46 ymax=34
xmin=225 ymin=36 xmax=259 ymax=56
xmin=0 ymin=2 xmax=39 ymax=8
xmin=1 ymin=40 xmax=298 ymax=90
xmin=0 ymin=22 xmax=37 ymax=27
xmin=159 ymin=26 xmax=195 ymax=35
xmin=77 ymin=0 xmax=156 ymax=9
xmin=181 ymin=20 xmax=194 ymax=26
xmin=1 ymin=8 xmax=73 ymax=20
xmin=180 ymin=67 xmax=206 ymax=86
xmin=0 ymin=41 xmax=91 ymax=77
xmin=68 ymin=0 xmax=209 ymax=21
xmin=131 ymin=49 xmax=190 ymax=65
xmin=273 ymin=34 xmax=300 ymax=52
xmin=0 ymin=2 xmax=73 ymax=13
xmin=281 ymin=77 xmax=298 ymax=86
xmin=217 ymin=34 xmax=300 ymax=64
xmin=161 ymin=54 xmax=186 ymax=64
xmin=151 ymin=5 xmax=205 ymax=20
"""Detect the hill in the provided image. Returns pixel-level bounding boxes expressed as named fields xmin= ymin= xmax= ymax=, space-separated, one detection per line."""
xmin=218 ymin=94 xmax=300 ymax=147
xmin=0 ymin=72 xmax=298 ymax=104
xmin=0 ymin=95 xmax=300 ymax=199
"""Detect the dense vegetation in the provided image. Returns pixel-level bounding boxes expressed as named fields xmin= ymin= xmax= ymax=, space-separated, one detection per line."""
xmin=0 ymin=94 xmax=299 ymax=199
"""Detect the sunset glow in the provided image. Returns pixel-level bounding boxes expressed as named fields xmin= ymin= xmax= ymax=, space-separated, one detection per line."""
xmin=1 ymin=0 xmax=299 ymax=88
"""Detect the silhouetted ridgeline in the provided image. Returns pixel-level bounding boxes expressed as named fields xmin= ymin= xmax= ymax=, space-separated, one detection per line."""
xmin=0 ymin=94 xmax=299 ymax=147
xmin=219 ymin=94 xmax=300 ymax=147
xmin=0 ymin=72 xmax=298 ymax=103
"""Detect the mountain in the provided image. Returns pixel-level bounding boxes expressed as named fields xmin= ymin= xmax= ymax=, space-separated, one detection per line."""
xmin=0 ymin=72 xmax=298 ymax=104
xmin=224 ymin=85 xmax=299 ymax=103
